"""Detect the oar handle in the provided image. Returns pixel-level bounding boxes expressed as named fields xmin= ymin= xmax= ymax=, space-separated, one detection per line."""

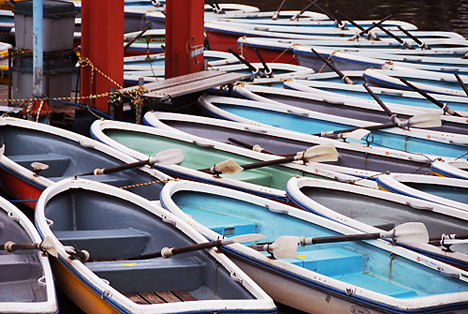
xmin=399 ymin=78 xmax=463 ymax=117
xmin=301 ymin=232 xmax=382 ymax=245
xmin=310 ymin=48 xmax=354 ymax=84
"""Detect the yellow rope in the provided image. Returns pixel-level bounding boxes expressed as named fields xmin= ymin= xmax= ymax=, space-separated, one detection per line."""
xmin=119 ymin=178 xmax=176 ymax=190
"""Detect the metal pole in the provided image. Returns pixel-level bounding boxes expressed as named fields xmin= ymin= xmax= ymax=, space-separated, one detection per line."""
xmin=33 ymin=0 xmax=43 ymax=97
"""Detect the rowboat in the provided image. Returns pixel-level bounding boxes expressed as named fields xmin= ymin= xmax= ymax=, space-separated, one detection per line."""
xmin=90 ymin=119 xmax=374 ymax=202
xmin=197 ymin=95 xmax=468 ymax=159
xmin=234 ymin=36 xmax=468 ymax=65
xmin=160 ymin=179 xmax=468 ymax=313
xmin=123 ymin=29 xmax=166 ymax=56
xmin=363 ymin=67 xmax=468 ymax=96
xmin=376 ymin=173 xmax=468 ymax=211
xmin=35 ymin=177 xmax=276 ymax=314
xmin=285 ymin=79 xmax=468 ymax=114
xmin=0 ymin=117 xmax=171 ymax=209
xmin=431 ymin=159 xmax=468 ymax=180
xmin=143 ymin=110 xmax=437 ymax=178
xmin=292 ymin=46 xmax=468 ymax=74
xmin=0 ymin=195 xmax=57 ymax=313
xmin=235 ymin=83 xmax=468 ymax=135
xmin=286 ymin=176 xmax=468 ymax=269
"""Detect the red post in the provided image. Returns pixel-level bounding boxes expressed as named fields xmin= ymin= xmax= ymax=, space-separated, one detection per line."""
xmin=80 ymin=0 xmax=124 ymax=113
xmin=165 ymin=0 xmax=205 ymax=79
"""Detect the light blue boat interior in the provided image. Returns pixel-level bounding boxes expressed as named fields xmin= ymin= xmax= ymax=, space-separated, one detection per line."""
xmin=403 ymin=181 xmax=468 ymax=205
xmin=0 ymin=209 xmax=48 ymax=303
xmin=166 ymin=190 xmax=468 ymax=301
xmin=43 ymin=188 xmax=255 ymax=301
xmin=202 ymin=101 xmax=468 ymax=158
xmin=0 ymin=125 xmax=164 ymax=201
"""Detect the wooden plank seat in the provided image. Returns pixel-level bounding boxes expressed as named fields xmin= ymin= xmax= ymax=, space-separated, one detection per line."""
xmin=86 ymin=256 xmax=206 ymax=294
xmin=124 ymin=290 xmax=197 ymax=304
xmin=293 ymin=247 xmax=364 ymax=277
xmin=9 ymin=153 xmax=71 ymax=177
xmin=54 ymin=228 xmax=151 ymax=260
xmin=0 ymin=254 xmax=35 ymax=282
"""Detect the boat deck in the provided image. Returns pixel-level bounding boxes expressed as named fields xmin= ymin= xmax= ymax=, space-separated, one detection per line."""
xmin=125 ymin=290 xmax=197 ymax=304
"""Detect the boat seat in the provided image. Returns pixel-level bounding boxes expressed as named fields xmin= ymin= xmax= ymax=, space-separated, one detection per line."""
xmin=9 ymin=153 xmax=71 ymax=177
xmin=54 ymin=228 xmax=151 ymax=260
xmin=0 ymin=254 xmax=34 ymax=282
xmin=292 ymin=248 xmax=363 ymax=277
xmin=183 ymin=208 xmax=257 ymax=237
xmin=86 ymin=256 xmax=206 ymax=294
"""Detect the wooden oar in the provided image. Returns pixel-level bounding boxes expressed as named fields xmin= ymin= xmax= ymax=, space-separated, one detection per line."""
xmin=335 ymin=10 xmax=380 ymax=40
xmin=290 ymin=0 xmax=317 ymax=21
xmin=399 ymin=78 xmax=465 ymax=117
xmin=254 ymin=48 xmax=272 ymax=77
xmin=372 ymin=22 xmax=414 ymax=49
xmin=310 ymin=48 xmax=354 ymax=84
xmin=124 ymin=26 xmax=150 ymax=50
xmin=397 ymin=26 xmax=430 ymax=50
xmin=363 ymin=83 xmax=400 ymax=123
xmin=317 ymin=112 xmax=441 ymax=138
xmin=1 ymin=236 xmax=57 ymax=257
xmin=272 ymin=0 xmax=287 ymax=20
xmin=81 ymin=148 xmax=184 ymax=176
xmin=227 ymin=48 xmax=266 ymax=78
xmin=325 ymin=4 xmax=347 ymax=29
xmin=128 ymin=234 xmax=265 ymax=260
xmin=454 ymin=73 xmax=468 ymax=97
xmin=228 ymin=138 xmax=275 ymax=155
xmin=349 ymin=15 xmax=392 ymax=41
xmin=252 ymin=222 xmax=429 ymax=258
xmin=307 ymin=0 xmax=343 ymax=28
xmin=200 ymin=145 xmax=339 ymax=175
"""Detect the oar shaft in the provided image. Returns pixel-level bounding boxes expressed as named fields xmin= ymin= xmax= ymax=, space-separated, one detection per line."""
xmin=362 ymin=83 xmax=396 ymax=120
xmin=254 ymin=48 xmax=272 ymax=76
xmin=315 ymin=122 xmax=398 ymax=137
xmin=1 ymin=242 xmax=40 ymax=252
xmin=358 ymin=15 xmax=391 ymax=37
xmin=311 ymin=48 xmax=354 ymax=84
xmin=124 ymin=27 xmax=149 ymax=50
xmin=454 ymin=73 xmax=468 ymax=97
xmin=129 ymin=241 xmax=219 ymax=260
xmin=373 ymin=22 xmax=414 ymax=49
xmin=302 ymin=232 xmax=381 ymax=245
xmin=396 ymin=25 xmax=429 ymax=49
xmin=240 ymin=156 xmax=295 ymax=171
xmin=335 ymin=10 xmax=363 ymax=30
xmin=400 ymin=78 xmax=463 ymax=117
xmin=290 ymin=0 xmax=317 ymax=21
xmin=227 ymin=48 xmax=266 ymax=78
xmin=272 ymin=0 xmax=287 ymax=20
xmin=87 ymin=159 xmax=149 ymax=176
xmin=228 ymin=137 xmax=275 ymax=155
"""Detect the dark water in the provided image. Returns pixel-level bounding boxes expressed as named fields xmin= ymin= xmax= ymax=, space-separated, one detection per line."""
xmin=217 ymin=0 xmax=468 ymax=39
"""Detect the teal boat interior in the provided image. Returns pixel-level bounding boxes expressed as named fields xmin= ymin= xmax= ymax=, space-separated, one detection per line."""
xmin=43 ymin=187 xmax=255 ymax=301
xmin=101 ymin=128 xmax=324 ymax=192
xmin=165 ymin=189 xmax=468 ymax=300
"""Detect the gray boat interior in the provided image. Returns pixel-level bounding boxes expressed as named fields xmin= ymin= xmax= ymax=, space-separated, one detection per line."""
xmin=253 ymin=89 xmax=467 ymax=135
xmin=299 ymin=186 xmax=468 ymax=251
xmin=0 ymin=125 xmax=164 ymax=200
xmin=159 ymin=118 xmax=431 ymax=175
xmin=45 ymin=188 xmax=254 ymax=300
xmin=0 ymin=209 xmax=48 ymax=303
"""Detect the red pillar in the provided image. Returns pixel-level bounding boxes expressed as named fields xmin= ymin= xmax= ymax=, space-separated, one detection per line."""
xmin=80 ymin=0 xmax=124 ymax=113
xmin=165 ymin=0 xmax=205 ymax=79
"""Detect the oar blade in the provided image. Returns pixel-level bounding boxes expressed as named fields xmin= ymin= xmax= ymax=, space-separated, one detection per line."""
xmin=403 ymin=112 xmax=442 ymax=129
xmin=151 ymin=148 xmax=184 ymax=165
xmin=213 ymin=158 xmax=244 ymax=174
xmin=392 ymin=222 xmax=429 ymax=244
xmin=301 ymin=145 xmax=339 ymax=163
xmin=270 ymin=235 xmax=299 ymax=259
xmin=222 ymin=233 xmax=266 ymax=245
xmin=342 ymin=129 xmax=371 ymax=140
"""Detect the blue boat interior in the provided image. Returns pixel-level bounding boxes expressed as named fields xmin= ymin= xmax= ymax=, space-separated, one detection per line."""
xmin=0 ymin=209 xmax=48 ymax=303
xmin=404 ymin=181 xmax=468 ymax=205
xmin=43 ymin=188 xmax=255 ymax=301
xmin=168 ymin=190 xmax=468 ymax=299
xmin=0 ymin=125 xmax=164 ymax=200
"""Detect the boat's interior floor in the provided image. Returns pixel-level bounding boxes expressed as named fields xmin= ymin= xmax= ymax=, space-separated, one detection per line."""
xmin=124 ymin=290 xmax=198 ymax=304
